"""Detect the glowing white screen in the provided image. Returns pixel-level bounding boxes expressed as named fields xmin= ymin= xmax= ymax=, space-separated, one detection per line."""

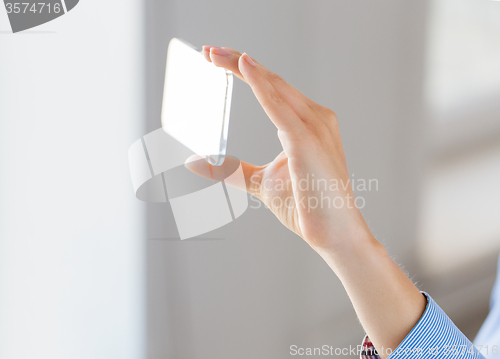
xmin=161 ymin=38 xmax=233 ymax=166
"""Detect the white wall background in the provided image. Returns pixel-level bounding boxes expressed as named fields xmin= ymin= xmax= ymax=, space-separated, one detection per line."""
xmin=0 ymin=2 xmax=146 ymax=359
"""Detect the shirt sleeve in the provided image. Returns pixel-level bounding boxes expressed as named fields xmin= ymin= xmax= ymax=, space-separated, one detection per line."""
xmin=360 ymin=292 xmax=487 ymax=359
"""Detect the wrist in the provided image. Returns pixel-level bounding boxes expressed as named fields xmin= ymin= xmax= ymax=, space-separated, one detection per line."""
xmin=312 ymin=223 xmax=384 ymax=271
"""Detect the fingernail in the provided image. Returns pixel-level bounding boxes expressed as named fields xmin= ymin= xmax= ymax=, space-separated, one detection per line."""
xmin=221 ymin=47 xmax=238 ymax=53
xmin=210 ymin=47 xmax=232 ymax=57
xmin=242 ymin=53 xmax=256 ymax=66
xmin=202 ymin=46 xmax=214 ymax=62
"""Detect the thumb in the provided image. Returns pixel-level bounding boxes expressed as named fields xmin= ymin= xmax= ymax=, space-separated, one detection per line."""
xmin=184 ymin=155 xmax=262 ymax=198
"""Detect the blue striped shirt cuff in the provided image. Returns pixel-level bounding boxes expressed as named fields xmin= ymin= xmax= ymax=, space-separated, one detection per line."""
xmin=361 ymin=292 xmax=486 ymax=359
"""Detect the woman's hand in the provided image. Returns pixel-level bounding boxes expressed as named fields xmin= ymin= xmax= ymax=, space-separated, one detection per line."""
xmin=185 ymin=46 xmax=427 ymax=359
xmin=186 ymin=46 xmax=372 ymax=252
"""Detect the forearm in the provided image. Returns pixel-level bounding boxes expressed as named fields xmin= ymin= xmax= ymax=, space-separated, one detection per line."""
xmin=315 ymin=228 xmax=426 ymax=358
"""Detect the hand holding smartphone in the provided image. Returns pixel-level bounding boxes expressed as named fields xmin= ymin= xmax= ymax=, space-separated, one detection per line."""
xmin=161 ymin=38 xmax=233 ymax=166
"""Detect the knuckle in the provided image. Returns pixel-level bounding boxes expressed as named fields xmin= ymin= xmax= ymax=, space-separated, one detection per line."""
xmin=269 ymin=90 xmax=285 ymax=104
xmin=321 ymin=107 xmax=337 ymax=120
xmin=329 ymin=111 xmax=338 ymax=122
xmin=312 ymin=106 xmax=338 ymax=124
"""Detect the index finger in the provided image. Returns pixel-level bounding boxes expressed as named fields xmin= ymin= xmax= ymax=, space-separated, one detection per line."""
xmin=204 ymin=46 xmax=318 ymax=117
xmin=237 ymin=53 xmax=306 ymax=134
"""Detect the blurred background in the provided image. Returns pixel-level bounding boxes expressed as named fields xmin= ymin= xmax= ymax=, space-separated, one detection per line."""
xmin=1 ymin=0 xmax=500 ymax=358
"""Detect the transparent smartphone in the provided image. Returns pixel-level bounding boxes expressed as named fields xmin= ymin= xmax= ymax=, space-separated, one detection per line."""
xmin=161 ymin=38 xmax=233 ymax=166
